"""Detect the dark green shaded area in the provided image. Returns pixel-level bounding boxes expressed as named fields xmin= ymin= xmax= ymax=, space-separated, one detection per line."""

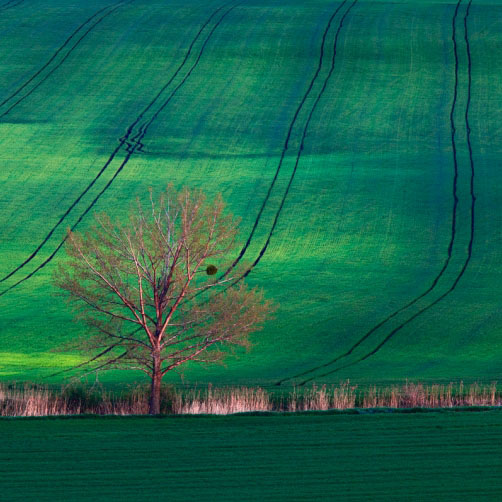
xmin=0 ymin=0 xmax=501 ymax=385
xmin=1 ymin=411 xmax=501 ymax=500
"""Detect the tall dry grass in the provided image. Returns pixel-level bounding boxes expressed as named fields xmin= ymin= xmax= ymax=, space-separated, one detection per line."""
xmin=287 ymin=382 xmax=357 ymax=411
xmin=172 ymin=386 xmax=272 ymax=414
xmin=360 ymin=381 xmax=500 ymax=408
xmin=0 ymin=381 xmax=501 ymax=417
xmin=0 ymin=383 xmax=150 ymax=417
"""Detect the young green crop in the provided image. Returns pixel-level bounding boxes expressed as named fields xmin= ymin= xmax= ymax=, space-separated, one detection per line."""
xmin=1 ymin=411 xmax=501 ymax=500
xmin=0 ymin=0 xmax=501 ymax=386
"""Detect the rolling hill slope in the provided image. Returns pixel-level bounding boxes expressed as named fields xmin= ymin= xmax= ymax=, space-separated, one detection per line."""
xmin=0 ymin=0 xmax=501 ymax=386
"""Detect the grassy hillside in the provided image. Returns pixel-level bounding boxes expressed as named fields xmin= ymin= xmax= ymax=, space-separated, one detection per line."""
xmin=0 ymin=0 xmax=501 ymax=385
xmin=1 ymin=410 xmax=502 ymax=500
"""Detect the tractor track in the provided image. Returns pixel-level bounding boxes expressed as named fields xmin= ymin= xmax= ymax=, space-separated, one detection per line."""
xmin=181 ymin=0 xmax=356 ymax=313
xmin=0 ymin=0 xmax=17 ymax=9
xmin=288 ymin=0 xmax=476 ymax=386
xmin=219 ymin=0 xmax=350 ymax=280
xmin=0 ymin=0 xmax=24 ymax=12
xmin=231 ymin=0 xmax=358 ymax=284
xmin=182 ymin=0 xmax=357 ymax=311
xmin=0 ymin=0 xmax=131 ymax=116
xmin=0 ymin=1 xmax=240 ymax=297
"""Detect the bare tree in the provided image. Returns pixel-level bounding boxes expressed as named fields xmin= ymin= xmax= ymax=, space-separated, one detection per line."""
xmin=55 ymin=186 xmax=274 ymax=414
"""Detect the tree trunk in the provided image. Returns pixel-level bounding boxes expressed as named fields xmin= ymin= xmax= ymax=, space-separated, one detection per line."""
xmin=149 ymin=354 xmax=162 ymax=415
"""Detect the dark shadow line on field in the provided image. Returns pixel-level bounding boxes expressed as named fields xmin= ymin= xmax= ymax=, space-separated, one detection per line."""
xmin=181 ymin=0 xmax=357 ymax=313
xmin=0 ymin=0 xmax=24 ymax=12
xmin=177 ymin=0 xmax=353 ymax=312
xmin=0 ymin=0 xmax=16 ymax=9
xmin=216 ymin=0 xmax=348 ymax=281
xmin=131 ymin=1 xmax=244 ymax=151
xmin=275 ymin=0 xmax=463 ymax=386
xmin=0 ymin=0 xmax=133 ymax=118
xmin=0 ymin=0 xmax=231 ymax=284
xmin=128 ymin=122 xmax=146 ymax=153
xmin=0 ymin=2 xmax=240 ymax=296
xmin=43 ymin=324 xmax=144 ymax=379
xmin=232 ymin=0 xmax=358 ymax=288
xmin=0 ymin=0 xmax=124 ymax=109
xmin=295 ymin=0 xmax=476 ymax=387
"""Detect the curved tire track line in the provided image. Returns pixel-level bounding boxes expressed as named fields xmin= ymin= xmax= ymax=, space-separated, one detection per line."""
xmin=184 ymin=0 xmax=354 ymax=308
xmin=297 ymin=0 xmax=476 ymax=386
xmin=219 ymin=0 xmax=349 ymax=280
xmin=0 ymin=2 xmax=239 ymax=297
xmin=0 ymin=0 xmax=24 ymax=12
xmin=0 ymin=1 xmax=231 ymax=284
xmin=234 ymin=0 xmax=357 ymax=284
xmin=181 ymin=1 xmax=357 ymax=312
xmin=0 ymin=0 xmax=133 ymax=119
xmin=190 ymin=0 xmax=359 ymax=316
xmin=0 ymin=0 xmax=15 ymax=9
xmin=277 ymin=0 xmax=463 ymax=385
xmin=0 ymin=0 xmax=125 ymax=109
xmin=129 ymin=1 xmax=245 ymax=152
xmin=0 ymin=0 xmax=17 ymax=9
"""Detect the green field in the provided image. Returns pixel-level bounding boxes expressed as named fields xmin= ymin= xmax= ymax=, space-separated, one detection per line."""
xmin=1 ymin=0 xmax=501 ymax=386
xmin=0 ymin=410 xmax=500 ymax=500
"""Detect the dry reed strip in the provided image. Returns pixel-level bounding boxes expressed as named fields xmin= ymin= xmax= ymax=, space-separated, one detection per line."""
xmin=0 ymin=381 xmax=501 ymax=417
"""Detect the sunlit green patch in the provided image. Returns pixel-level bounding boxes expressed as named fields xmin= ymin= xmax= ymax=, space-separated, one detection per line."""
xmin=0 ymin=0 xmax=501 ymax=386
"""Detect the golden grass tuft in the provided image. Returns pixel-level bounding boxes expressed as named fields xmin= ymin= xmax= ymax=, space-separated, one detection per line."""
xmin=172 ymin=386 xmax=272 ymax=415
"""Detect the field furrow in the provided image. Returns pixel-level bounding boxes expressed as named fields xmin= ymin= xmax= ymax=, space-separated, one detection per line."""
xmin=0 ymin=0 xmax=500 ymax=386
xmin=0 ymin=0 xmax=132 ymax=118
xmin=282 ymin=0 xmax=481 ymax=386
xmin=0 ymin=1 xmax=239 ymax=295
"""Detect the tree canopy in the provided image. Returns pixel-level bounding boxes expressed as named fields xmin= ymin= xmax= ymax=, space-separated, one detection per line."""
xmin=55 ymin=186 xmax=274 ymax=414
